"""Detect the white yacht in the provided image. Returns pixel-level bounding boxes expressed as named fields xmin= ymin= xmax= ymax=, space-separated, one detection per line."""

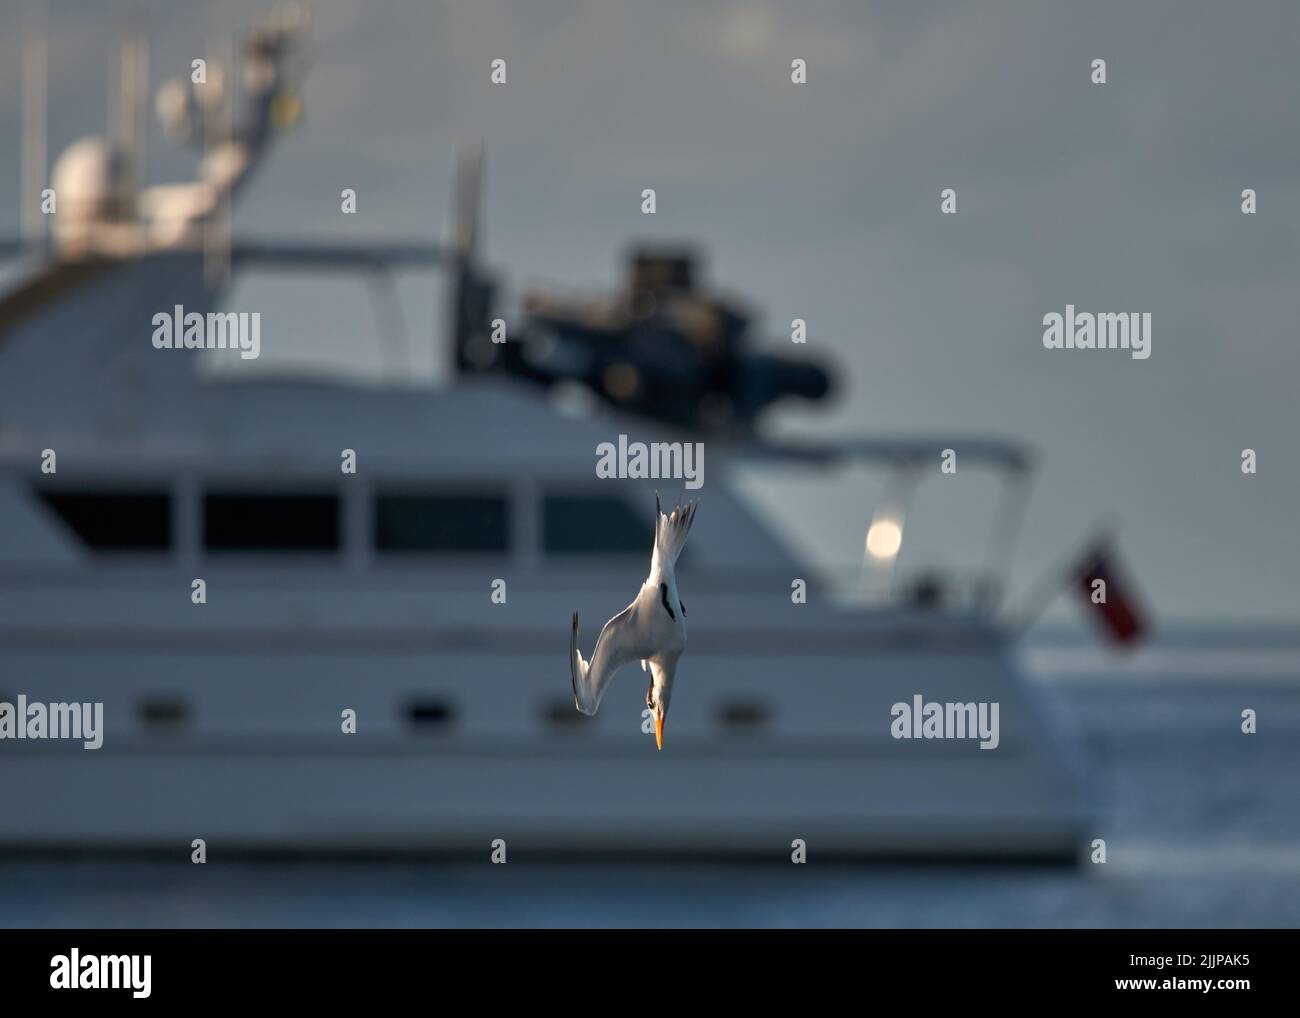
xmin=0 ymin=9 xmax=1090 ymax=859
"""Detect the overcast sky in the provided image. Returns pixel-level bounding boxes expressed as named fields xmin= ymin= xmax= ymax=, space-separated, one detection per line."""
xmin=2 ymin=0 xmax=1298 ymax=627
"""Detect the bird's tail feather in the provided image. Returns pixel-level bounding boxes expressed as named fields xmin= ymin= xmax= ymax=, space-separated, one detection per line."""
xmin=653 ymin=492 xmax=698 ymax=568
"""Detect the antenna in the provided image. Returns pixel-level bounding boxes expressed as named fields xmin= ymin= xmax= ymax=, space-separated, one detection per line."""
xmin=202 ymin=34 xmax=233 ymax=289
xmin=116 ymin=21 xmax=149 ymax=194
xmin=447 ymin=141 xmax=492 ymax=374
xmin=20 ymin=0 xmax=48 ymax=252
xmin=105 ymin=2 xmax=147 ymax=221
xmin=450 ymin=141 xmax=483 ymax=259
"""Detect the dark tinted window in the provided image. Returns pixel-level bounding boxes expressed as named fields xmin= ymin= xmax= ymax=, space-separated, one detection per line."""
xmin=543 ymin=494 xmax=649 ymax=554
xmin=137 ymin=696 xmax=191 ymax=731
xmin=204 ymin=493 xmax=339 ymax=552
xmin=716 ymin=699 xmax=773 ymax=731
xmin=374 ymin=493 xmax=508 ymax=553
xmin=39 ymin=491 xmax=171 ymax=550
xmin=405 ymin=698 xmax=456 ymax=731
xmin=542 ymin=699 xmax=587 ymax=728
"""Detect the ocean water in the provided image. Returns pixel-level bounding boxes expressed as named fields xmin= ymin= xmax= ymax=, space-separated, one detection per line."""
xmin=2 ymin=646 xmax=1298 ymax=928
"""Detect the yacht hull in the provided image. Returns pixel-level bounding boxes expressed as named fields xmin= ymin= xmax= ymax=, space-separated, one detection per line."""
xmin=0 ymin=587 xmax=1089 ymax=860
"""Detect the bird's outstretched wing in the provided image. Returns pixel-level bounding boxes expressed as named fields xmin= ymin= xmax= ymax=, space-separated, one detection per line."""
xmin=571 ymin=601 xmax=648 ymax=715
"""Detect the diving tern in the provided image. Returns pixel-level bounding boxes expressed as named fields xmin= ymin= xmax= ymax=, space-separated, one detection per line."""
xmin=570 ymin=494 xmax=698 ymax=750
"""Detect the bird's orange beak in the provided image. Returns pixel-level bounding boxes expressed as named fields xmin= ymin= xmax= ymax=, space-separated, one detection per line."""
xmin=655 ymin=714 xmax=664 ymax=751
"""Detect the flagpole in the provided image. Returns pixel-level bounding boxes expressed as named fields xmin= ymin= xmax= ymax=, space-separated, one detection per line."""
xmin=20 ymin=0 xmax=48 ymax=252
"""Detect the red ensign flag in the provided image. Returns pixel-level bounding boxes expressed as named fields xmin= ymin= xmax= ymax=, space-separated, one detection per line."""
xmin=1075 ymin=544 xmax=1147 ymax=645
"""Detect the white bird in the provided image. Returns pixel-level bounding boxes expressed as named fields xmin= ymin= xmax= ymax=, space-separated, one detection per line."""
xmin=570 ymin=493 xmax=698 ymax=750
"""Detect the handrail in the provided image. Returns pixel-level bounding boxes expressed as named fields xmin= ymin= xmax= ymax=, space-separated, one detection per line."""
xmin=731 ymin=434 xmax=1034 ymax=473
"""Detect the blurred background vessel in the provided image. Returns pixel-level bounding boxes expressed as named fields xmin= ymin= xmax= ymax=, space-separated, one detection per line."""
xmin=0 ymin=7 xmax=1088 ymax=860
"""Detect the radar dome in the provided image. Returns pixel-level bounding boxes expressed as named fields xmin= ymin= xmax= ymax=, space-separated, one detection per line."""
xmin=50 ymin=137 xmax=136 ymax=225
